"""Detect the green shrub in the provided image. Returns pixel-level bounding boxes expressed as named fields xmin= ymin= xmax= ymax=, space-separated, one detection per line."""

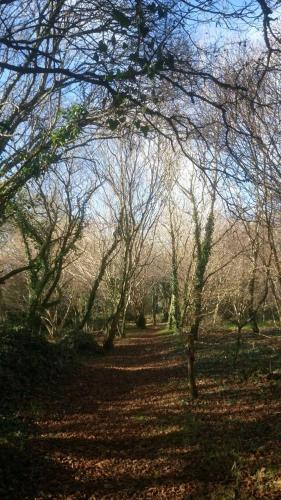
xmin=62 ymin=330 xmax=104 ymax=354
xmin=0 ymin=327 xmax=74 ymax=405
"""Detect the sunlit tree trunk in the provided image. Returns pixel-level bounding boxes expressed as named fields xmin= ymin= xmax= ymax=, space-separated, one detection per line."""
xmin=79 ymin=232 xmax=121 ymax=331
xmin=180 ymin=169 xmax=217 ymax=399
xmin=168 ymin=200 xmax=181 ymax=331
xmin=189 ymin=186 xmax=216 ymax=341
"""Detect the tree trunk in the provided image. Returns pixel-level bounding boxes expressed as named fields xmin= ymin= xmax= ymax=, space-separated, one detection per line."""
xmin=190 ymin=286 xmax=202 ymax=340
xmin=168 ymin=294 xmax=175 ymax=330
xmin=79 ymin=236 xmax=120 ymax=331
xmin=103 ymin=315 xmax=119 ymax=350
xmin=233 ymin=325 xmax=242 ymax=368
xmin=152 ymin=290 xmax=157 ymax=326
xmin=190 ymin=320 xmax=200 ymax=341
xmin=248 ymin=246 xmax=259 ymax=334
xmin=186 ymin=333 xmax=198 ymax=399
xmin=26 ymin=290 xmax=44 ymax=331
xmin=103 ymin=290 xmax=126 ymax=350
xmin=136 ymin=309 xmax=146 ymax=329
xmin=168 ymin=201 xmax=181 ymax=330
xmin=213 ymin=301 xmax=219 ymax=325
xmin=120 ymin=308 xmax=127 ymax=337
xmin=251 ymin=311 xmax=259 ymax=333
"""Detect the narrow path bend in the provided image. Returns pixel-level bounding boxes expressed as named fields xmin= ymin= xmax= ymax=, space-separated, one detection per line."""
xmin=30 ymin=328 xmax=194 ymax=499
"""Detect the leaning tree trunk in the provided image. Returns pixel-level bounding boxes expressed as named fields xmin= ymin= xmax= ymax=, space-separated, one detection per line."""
xmin=79 ymin=236 xmax=120 ymax=331
xmin=120 ymin=296 xmax=130 ymax=337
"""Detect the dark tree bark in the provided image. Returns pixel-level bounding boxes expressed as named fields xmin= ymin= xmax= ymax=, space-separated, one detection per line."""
xmin=186 ymin=333 xmax=198 ymax=399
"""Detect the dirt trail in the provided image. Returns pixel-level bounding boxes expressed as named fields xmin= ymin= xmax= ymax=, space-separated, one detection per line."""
xmin=29 ymin=328 xmax=195 ymax=499
xmin=9 ymin=327 xmax=280 ymax=499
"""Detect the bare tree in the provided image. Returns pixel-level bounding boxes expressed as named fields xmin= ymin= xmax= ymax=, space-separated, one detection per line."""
xmin=101 ymin=138 xmax=165 ymax=349
xmin=9 ymin=162 xmax=98 ymax=330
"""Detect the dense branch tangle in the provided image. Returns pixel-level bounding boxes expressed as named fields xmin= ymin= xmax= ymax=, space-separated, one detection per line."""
xmin=0 ymin=0 xmax=277 ymax=219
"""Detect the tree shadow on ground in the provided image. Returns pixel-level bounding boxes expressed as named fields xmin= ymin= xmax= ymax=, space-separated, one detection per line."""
xmin=3 ymin=327 xmax=280 ymax=499
xmin=23 ymin=405 xmax=281 ymax=498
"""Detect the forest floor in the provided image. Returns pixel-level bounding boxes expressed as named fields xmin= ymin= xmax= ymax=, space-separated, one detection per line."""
xmin=1 ymin=326 xmax=281 ymax=499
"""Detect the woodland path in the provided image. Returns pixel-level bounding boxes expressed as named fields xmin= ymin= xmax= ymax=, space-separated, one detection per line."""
xmin=26 ymin=328 xmax=199 ymax=499
xmin=9 ymin=327 xmax=281 ymax=499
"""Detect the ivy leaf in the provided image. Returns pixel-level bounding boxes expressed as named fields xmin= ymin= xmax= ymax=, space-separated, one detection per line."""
xmin=141 ymin=125 xmax=149 ymax=137
xmin=113 ymin=93 xmax=125 ymax=107
xmin=147 ymin=2 xmax=157 ymax=13
xmin=158 ymin=6 xmax=168 ymax=19
xmin=155 ymin=58 xmax=164 ymax=71
xmin=106 ymin=71 xmax=114 ymax=81
xmin=126 ymin=65 xmax=136 ymax=80
xmin=165 ymin=52 xmax=175 ymax=69
xmin=112 ymin=9 xmax=131 ymax=28
xmin=129 ymin=52 xmax=139 ymax=62
xmin=139 ymin=23 xmax=149 ymax=37
xmin=107 ymin=118 xmax=119 ymax=130
xmin=98 ymin=41 xmax=108 ymax=53
xmin=147 ymin=64 xmax=156 ymax=79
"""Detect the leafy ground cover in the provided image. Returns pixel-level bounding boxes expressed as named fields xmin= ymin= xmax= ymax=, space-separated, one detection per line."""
xmin=0 ymin=327 xmax=280 ymax=499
